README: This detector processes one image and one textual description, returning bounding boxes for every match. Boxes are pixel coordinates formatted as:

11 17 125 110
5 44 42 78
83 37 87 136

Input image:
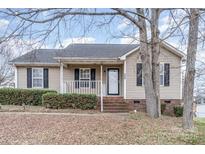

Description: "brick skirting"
124 99 182 116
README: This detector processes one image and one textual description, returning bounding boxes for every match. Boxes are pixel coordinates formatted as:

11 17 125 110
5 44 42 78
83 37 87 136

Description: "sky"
0 8 204 64
0 9 190 49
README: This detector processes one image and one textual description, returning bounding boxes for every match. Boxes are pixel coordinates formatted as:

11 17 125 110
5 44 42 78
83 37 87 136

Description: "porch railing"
64 80 101 96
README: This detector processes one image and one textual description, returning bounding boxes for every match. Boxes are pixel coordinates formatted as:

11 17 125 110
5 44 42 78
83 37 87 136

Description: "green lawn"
194 118 205 143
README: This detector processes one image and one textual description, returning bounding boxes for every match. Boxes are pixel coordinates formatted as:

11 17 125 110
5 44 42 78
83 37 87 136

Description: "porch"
58 59 127 112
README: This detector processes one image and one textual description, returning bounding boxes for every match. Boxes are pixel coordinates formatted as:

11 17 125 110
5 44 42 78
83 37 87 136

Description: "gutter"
9 62 60 66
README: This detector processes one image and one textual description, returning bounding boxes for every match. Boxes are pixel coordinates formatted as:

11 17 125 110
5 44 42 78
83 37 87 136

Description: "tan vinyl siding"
126 46 182 99
49 67 60 92
17 66 60 92
17 67 27 88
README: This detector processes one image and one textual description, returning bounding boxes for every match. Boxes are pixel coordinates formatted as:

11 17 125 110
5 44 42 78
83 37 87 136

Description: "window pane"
80 69 90 79
33 79 43 88
160 64 164 75
33 68 43 77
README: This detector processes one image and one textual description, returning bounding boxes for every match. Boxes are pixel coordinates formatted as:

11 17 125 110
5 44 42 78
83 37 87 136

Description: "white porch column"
100 65 103 112
123 60 127 99
14 65 18 88
60 62 64 93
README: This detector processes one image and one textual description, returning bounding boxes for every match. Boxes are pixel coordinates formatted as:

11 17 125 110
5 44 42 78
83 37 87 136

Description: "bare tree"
136 8 160 118
0 45 14 86
150 8 161 117
183 8 200 130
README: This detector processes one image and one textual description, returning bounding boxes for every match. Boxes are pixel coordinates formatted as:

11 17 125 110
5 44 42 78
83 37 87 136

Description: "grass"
193 118 205 144
129 112 205 144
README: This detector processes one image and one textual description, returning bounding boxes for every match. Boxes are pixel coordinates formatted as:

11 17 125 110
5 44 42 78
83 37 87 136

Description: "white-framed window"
32 68 43 88
160 64 164 86
79 68 90 87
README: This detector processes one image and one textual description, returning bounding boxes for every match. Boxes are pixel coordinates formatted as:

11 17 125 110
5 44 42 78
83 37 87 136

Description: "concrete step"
103 101 125 103
98 103 128 106
103 97 124 102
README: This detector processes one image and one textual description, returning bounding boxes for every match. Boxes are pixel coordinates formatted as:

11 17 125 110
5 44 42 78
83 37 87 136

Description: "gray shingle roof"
11 49 60 63
58 44 138 58
11 44 139 64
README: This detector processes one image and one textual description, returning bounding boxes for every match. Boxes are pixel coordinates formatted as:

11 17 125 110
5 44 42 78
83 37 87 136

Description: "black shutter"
27 68 32 88
43 68 49 88
91 69 96 88
74 68 79 88
136 63 142 86
164 63 170 86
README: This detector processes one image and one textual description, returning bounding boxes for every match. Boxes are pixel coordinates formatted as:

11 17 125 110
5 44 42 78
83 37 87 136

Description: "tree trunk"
183 8 199 129
137 9 158 118
151 8 161 117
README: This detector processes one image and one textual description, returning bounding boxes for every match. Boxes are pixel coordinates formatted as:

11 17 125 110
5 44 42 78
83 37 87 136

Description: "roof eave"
9 62 60 66
161 41 186 58
119 46 140 60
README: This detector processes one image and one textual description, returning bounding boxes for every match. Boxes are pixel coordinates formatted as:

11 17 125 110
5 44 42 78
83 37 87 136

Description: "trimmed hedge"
173 106 183 117
42 93 97 110
0 88 57 106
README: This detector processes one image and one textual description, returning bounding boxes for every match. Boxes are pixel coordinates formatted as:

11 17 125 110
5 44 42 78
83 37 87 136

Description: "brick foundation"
124 99 182 116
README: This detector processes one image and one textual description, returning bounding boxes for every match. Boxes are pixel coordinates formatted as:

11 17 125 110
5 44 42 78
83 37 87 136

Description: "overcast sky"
0 9 204 60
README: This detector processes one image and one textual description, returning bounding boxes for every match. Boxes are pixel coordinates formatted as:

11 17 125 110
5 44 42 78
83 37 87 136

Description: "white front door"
107 68 119 95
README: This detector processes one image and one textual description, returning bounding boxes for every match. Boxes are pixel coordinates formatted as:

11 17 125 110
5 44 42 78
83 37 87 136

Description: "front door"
107 68 119 95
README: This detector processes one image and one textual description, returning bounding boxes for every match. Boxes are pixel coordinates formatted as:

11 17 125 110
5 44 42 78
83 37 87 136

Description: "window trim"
160 63 164 86
79 68 91 88
32 68 44 88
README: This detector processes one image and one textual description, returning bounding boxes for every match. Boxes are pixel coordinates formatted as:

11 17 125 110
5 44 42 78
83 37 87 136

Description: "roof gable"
119 41 185 60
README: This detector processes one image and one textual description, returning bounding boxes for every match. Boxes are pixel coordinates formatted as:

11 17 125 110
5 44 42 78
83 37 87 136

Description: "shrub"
173 106 183 117
161 103 166 114
42 92 64 109
0 88 57 106
42 93 97 110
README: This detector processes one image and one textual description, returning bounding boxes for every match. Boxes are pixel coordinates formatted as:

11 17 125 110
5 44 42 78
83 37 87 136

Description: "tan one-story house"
10 41 185 113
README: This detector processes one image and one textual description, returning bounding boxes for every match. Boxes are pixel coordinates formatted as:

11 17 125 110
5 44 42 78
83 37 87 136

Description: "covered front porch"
58 59 127 112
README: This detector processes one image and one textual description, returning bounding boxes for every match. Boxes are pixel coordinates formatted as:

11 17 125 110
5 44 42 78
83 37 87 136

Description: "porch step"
103 96 124 102
98 97 129 113
103 103 127 106
103 110 129 113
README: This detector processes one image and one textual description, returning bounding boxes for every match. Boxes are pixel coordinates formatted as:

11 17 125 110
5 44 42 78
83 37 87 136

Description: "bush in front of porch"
42 93 97 110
